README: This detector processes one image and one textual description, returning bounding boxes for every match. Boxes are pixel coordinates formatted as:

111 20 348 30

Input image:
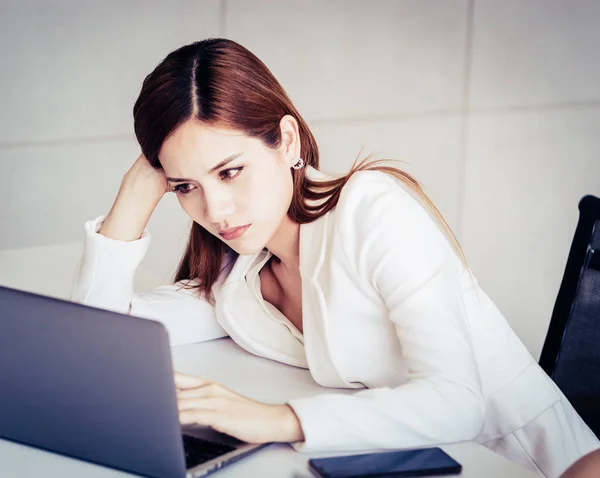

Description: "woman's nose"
203 191 235 226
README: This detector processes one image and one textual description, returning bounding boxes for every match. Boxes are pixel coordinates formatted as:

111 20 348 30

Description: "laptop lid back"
0 286 186 478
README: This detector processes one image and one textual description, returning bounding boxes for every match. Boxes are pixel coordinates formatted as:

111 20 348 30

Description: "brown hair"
133 38 468 301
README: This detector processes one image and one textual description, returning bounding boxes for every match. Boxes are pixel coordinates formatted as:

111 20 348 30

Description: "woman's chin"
224 239 267 257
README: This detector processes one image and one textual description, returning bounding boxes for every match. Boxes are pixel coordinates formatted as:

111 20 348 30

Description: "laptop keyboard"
182 434 237 469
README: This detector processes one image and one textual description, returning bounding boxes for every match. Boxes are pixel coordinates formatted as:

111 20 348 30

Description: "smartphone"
308 447 462 478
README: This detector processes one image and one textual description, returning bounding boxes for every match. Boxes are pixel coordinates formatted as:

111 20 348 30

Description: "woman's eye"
172 183 195 195
219 167 244 181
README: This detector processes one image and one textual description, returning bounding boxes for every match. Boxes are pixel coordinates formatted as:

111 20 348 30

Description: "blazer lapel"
215 251 308 368
299 167 364 389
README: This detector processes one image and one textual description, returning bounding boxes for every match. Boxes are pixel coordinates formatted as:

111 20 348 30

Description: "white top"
71 167 599 477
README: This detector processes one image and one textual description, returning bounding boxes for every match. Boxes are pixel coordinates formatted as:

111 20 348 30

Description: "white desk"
0 338 538 478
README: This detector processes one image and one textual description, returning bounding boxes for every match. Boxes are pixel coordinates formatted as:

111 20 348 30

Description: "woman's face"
158 117 298 256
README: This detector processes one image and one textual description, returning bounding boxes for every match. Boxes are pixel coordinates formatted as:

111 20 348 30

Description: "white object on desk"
0 338 539 478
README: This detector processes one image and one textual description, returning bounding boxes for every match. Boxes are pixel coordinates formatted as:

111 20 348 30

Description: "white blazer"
72 167 599 477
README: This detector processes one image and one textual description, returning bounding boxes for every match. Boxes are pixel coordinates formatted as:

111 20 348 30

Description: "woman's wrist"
274 404 305 443
99 187 157 241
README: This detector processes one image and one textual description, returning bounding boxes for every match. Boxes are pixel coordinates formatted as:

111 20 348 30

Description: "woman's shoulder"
307 166 412 208
325 167 467 279
331 168 451 252
342 168 405 193
306 165 430 230
335 168 420 219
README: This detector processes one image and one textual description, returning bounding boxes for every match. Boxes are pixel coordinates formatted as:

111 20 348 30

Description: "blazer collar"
298 165 334 281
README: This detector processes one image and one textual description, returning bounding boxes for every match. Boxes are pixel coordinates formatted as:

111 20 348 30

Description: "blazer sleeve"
71 215 228 346
287 171 485 452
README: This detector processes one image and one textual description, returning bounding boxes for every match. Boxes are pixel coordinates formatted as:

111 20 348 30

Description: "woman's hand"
175 372 305 444
122 153 170 199
99 153 169 241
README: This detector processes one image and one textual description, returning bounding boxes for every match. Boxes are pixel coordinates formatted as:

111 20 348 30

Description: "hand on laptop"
175 372 305 444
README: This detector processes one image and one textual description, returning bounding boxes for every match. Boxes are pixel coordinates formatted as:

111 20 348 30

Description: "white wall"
1 0 599 360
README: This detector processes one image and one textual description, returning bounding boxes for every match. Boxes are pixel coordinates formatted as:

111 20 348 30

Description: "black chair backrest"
539 195 600 438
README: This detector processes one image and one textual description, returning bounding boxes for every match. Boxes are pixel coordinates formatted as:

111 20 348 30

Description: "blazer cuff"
72 215 151 308
286 395 355 453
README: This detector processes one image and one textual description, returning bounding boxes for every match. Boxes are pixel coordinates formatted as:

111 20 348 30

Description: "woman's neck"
266 216 300 271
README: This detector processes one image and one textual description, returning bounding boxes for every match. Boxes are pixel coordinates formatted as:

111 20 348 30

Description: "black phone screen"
308 447 462 478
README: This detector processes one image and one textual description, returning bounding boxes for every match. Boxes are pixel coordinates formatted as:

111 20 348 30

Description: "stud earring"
291 157 305 170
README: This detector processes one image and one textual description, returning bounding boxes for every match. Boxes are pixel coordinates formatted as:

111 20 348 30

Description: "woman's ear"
278 115 301 164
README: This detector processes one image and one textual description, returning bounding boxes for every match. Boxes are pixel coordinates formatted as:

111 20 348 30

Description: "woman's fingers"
174 371 209 390
177 382 232 399
178 408 219 427
177 396 225 412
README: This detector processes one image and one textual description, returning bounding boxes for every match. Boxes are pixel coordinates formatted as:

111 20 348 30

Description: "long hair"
133 38 468 301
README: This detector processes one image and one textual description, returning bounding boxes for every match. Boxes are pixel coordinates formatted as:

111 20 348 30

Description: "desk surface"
0 338 538 478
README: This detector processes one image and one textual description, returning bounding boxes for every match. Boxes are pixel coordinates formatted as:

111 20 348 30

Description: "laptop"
0 285 268 478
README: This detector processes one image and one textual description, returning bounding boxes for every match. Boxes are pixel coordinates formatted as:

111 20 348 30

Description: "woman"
72 38 599 477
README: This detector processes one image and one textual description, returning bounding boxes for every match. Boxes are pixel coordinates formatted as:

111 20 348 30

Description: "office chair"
539 195 600 438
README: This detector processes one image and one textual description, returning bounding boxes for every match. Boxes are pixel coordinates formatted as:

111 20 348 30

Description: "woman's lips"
218 224 251 240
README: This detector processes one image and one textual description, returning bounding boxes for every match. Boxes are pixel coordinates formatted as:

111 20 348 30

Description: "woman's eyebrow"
208 152 244 172
167 152 244 182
